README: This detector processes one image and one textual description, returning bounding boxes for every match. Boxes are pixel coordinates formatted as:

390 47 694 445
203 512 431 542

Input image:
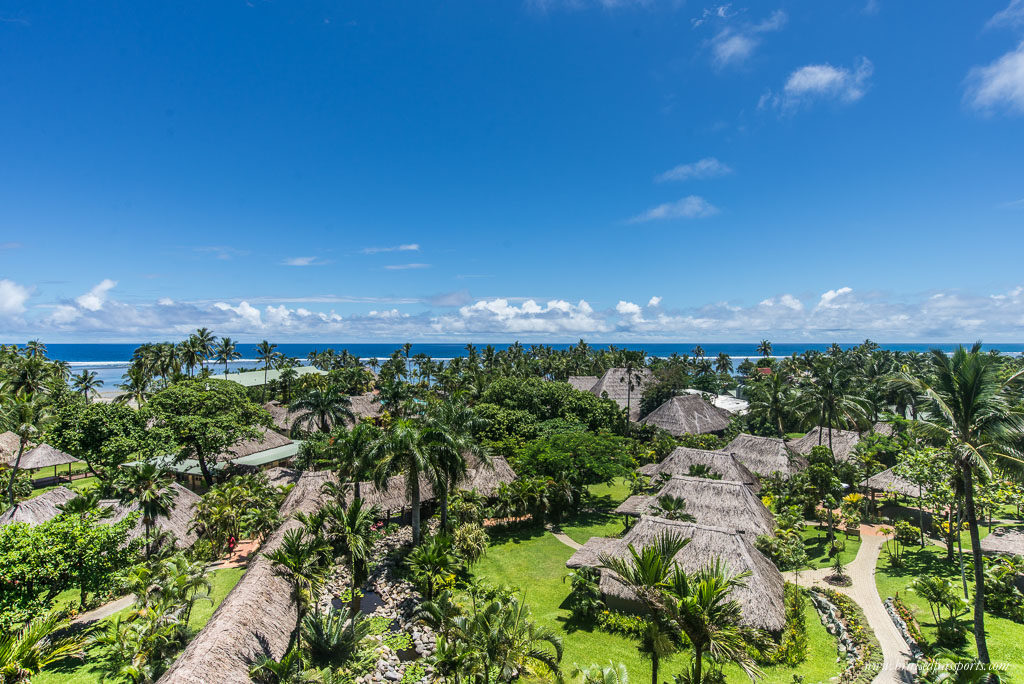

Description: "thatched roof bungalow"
101 482 201 549
615 476 775 536
725 434 807 478
6 443 81 470
638 447 760 493
566 515 785 631
786 427 861 463
264 392 383 435
860 467 926 499
263 467 301 488
980 527 1024 557
567 376 598 392
217 426 293 462
158 471 335 684
0 486 78 526
639 394 733 436
588 368 656 421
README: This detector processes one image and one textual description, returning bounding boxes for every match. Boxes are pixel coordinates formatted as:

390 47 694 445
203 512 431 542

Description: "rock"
384 670 401 681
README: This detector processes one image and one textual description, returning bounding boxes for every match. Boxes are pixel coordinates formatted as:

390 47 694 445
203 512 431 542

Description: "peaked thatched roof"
588 368 656 421
263 392 383 435
980 526 1024 557
638 447 760 493
615 476 775 536
725 434 807 478
158 471 335 684
566 515 785 631
871 421 895 437
567 376 598 391
8 443 83 470
640 394 733 435
786 427 861 463
0 431 27 461
101 482 202 549
860 467 927 499
0 486 78 526
218 426 293 462
464 453 518 497
263 466 301 488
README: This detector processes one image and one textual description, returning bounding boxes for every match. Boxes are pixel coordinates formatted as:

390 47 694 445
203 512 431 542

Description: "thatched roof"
786 427 861 463
567 376 598 392
463 453 518 497
101 482 202 549
871 421 895 437
347 392 383 424
980 526 1024 557
860 467 926 498
681 389 749 415
638 447 760 493
264 392 383 435
0 431 27 461
566 515 785 631
0 486 78 526
264 466 301 488
640 394 732 436
588 368 656 421
614 476 775 536
8 443 83 470
725 434 807 478
218 426 293 462
158 471 335 684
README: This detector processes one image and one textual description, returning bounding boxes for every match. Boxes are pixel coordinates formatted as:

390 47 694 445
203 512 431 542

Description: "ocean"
42 342 1024 391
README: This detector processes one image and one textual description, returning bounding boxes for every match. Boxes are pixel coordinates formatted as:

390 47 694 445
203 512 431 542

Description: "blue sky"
1 0 1023 342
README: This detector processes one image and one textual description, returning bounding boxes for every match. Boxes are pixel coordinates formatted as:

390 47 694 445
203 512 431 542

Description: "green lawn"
800 525 861 569
472 524 843 683
35 566 245 684
559 478 633 545
874 544 1024 680
29 476 100 499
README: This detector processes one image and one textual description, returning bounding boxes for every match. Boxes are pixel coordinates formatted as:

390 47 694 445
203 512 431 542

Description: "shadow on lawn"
485 522 549 546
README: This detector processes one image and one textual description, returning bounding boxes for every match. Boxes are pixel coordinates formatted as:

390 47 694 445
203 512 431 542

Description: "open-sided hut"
158 470 335 684
860 466 926 499
725 434 807 478
566 375 598 392
638 447 760 493
566 515 785 631
639 394 732 436
588 368 656 421
614 475 775 536
786 427 861 463
101 482 201 549
0 486 77 526
6 443 83 483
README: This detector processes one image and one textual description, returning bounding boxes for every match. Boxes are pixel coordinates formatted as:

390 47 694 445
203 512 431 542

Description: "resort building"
153 426 302 489
586 367 657 421
639 446 760 492
859 466 927 499
565 515 785 631
786 427 862 463
639 393 733 435
101 482 201 550
263 391 383 435
566 375 598 391
725 433 808 479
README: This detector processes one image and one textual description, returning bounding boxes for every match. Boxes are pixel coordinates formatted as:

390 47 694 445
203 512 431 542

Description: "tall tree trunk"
411 478 421 544
651 653 658 684
6 441 25 508
692 647 703 684
197 453 215 488
962 466 991 664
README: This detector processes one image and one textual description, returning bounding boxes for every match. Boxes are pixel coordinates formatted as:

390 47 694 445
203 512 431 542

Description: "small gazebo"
7 443 83 483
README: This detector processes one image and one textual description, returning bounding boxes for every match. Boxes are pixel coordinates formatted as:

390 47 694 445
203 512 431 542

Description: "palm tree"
193 327 217 373
256 340 278 402
329 422 380 500
248 647 313 684
72 370 103 402
115 366 152 406
756 340 773 358
407 535 460 601
265 527 332 643
325 498 380 615
573 662 630 684
894 343 1024 664
2 393 51 508
214 336 241 375
288 385 354 435
652 495 695 522
748 371 794 437
120 462 176 558
179 336 203 378
796 357 870 452
373 419 436 544
0 609 86 678
426 399 489 531
301 607 372 669
453 597 562 683
714 352 733 375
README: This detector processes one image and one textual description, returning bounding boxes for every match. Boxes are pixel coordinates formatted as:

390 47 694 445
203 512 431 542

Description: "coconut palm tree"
894 343 1024 664
329 422 380 500
193 327 217 373
265 527 332 644
115 366 152 406
213 337 241 376
748 370 795 437
179 336 203 378
1 393 51 508
288 384 354 435
324 498 380 615
0 609 86 678
426 399 489 531
714 352 733 375
256 340 278 402
796 357 870 452
756 340 773 358
23 339 47 359
120 462 176 558
372 419 436 544
72 370 104 402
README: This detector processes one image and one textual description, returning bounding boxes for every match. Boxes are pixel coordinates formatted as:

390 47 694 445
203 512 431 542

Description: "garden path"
72 594 135 625
547 525 583 550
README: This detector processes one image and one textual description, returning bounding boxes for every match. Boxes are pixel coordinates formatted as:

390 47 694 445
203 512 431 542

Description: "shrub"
563 567 603 621
757 585 808 666
596 610 649 638
452 523 488 566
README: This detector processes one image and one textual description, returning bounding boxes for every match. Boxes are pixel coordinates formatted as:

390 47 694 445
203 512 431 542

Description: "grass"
472 523 843 683
874 543 1024 680
559 478 633 545
35 566 245 684
29 476 101 499
800 525 861 569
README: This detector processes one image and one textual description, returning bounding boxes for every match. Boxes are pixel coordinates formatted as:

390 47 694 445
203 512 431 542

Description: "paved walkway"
72 594 136 626
547 525 583 550
787 529 915 684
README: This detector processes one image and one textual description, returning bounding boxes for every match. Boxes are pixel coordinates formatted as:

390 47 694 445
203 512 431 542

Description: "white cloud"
616 300 642 315
762 58 874 111
656 157 733 183
362 244 420 254
0 279 30 315
965 42 1024 114
817 286 854 308
648 296 662 307
629 196 719 223
706 10 787 68
384 263 431 270
75 279 117 311
282 256 328 267
988 0 1024 29
692 4 736 28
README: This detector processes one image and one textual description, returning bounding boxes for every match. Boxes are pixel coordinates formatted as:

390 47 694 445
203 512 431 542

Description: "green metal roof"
213 366 326 387
230 442 301 467
136 440 302 475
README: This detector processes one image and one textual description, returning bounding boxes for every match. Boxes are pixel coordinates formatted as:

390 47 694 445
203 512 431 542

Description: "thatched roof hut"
860 467 926 499
101 482 202 549
871 421 895 437
980 526 1024 557
263 392 383 435
263 467 301 488
567 376 598 392
463 453 517 497
638 447 760 493
786 427 861 463
158 471 335 684
218 427 293 462
8 443 83 470
566 515 785 631
725 434 807 478
615 476 775 536
0 431 28 461
0 486 78 526
639 394 733 436
588 368 656 421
